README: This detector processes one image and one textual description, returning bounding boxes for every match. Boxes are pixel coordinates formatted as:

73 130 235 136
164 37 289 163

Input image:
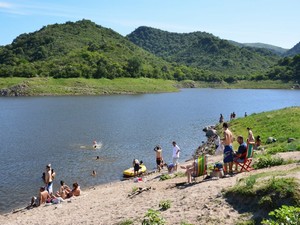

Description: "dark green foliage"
265 54 300 82
253 155 284 169
127 26 280 76
225 176 300 224
262 205 300 225
0 20 200 81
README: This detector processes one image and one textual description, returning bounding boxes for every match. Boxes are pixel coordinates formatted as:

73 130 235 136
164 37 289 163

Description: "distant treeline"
0 20 299 82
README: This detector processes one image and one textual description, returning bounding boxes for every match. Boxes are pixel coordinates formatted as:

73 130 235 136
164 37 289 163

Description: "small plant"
142 209 166 225
117 219 134 225
245 175 256 189
180 221 194 225
159 174 171 181
159 200 171 210
132 186 138 193
262 205 300 225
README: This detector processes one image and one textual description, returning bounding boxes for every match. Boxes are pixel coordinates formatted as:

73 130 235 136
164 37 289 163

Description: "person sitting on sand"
56 180 71 199
71 182 81 197
167 163 175 173
39 186 51 206
180 162 196 183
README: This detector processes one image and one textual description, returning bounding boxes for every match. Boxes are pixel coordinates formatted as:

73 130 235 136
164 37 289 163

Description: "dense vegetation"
264 54 300 82
0 20 209 81
127 26 280 77
0 19 299 91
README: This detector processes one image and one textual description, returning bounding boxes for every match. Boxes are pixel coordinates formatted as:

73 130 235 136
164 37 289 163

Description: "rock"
206 129 217 138
266 137 276 144
288 138 296 143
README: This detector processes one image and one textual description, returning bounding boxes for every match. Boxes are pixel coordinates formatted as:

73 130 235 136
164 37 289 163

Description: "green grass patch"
215 107 300 153
224 169 300 224
0 77 178 96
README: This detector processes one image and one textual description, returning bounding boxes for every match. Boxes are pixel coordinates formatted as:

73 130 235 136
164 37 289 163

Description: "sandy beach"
1 153 299 225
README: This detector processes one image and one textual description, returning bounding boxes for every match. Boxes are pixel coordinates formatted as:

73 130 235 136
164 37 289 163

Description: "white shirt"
172 145 180 158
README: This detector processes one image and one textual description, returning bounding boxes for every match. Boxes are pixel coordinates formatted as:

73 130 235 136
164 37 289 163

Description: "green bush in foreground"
159 200 171 211
253 155 284 169
142 209 166 225
159 174 171 181
262 205 300 225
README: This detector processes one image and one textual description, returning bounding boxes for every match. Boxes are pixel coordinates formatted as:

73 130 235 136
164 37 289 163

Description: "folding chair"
192 155 207 180
237 143 254 172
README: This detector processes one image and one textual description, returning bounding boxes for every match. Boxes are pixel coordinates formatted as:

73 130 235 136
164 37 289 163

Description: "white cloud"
0 2 13 8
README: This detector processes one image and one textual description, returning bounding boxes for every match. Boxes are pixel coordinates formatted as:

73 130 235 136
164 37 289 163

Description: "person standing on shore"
172 141 180 172
219 114 224 123
222 123 234 175
45 164 53 194
154 145 163 172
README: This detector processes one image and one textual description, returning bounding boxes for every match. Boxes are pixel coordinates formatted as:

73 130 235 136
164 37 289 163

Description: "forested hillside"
127 26 280 76
0 20 210 81
0 20 299 84
264 54 300 82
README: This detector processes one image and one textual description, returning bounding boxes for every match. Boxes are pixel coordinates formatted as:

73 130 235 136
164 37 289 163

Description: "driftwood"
128 187 151 198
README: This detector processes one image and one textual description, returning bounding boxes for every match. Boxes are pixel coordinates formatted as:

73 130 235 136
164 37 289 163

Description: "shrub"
159 200 171 210
159 174 171 181
142 209 166 225
253 155 284 169
262 205 300 225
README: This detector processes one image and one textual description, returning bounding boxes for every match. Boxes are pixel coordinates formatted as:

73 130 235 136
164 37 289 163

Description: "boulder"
288 138 296 143
266 137 277 144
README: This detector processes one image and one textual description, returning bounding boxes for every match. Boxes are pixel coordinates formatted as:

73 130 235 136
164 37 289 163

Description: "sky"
0 0 299 49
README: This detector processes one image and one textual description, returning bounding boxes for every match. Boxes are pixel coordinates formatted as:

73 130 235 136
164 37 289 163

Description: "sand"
1 153 299 225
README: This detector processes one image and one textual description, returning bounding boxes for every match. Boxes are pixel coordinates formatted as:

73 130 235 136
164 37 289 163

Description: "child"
132 159 140 176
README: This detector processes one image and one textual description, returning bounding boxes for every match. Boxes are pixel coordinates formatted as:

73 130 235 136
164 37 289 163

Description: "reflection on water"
0 88 299 213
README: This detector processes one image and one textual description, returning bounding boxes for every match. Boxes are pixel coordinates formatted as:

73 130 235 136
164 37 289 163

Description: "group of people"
151 141 181 174
31 164 81 207
221 123 257 174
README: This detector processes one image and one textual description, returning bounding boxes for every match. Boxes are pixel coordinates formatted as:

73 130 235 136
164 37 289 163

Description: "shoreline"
1 155 299 224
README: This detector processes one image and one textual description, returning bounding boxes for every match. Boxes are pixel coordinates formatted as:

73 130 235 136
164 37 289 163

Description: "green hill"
263 54 300 82
0 20 201 80
127 26 280 76
229 41 288 55
285 41 300 56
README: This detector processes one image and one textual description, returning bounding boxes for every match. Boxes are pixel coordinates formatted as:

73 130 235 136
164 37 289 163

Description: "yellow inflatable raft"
123 164 147 177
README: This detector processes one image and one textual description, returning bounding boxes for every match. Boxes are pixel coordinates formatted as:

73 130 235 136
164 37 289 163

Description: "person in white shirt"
172 141 180 171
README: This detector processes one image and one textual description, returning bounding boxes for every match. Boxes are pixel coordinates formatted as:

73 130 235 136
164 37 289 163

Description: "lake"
0 88 299 213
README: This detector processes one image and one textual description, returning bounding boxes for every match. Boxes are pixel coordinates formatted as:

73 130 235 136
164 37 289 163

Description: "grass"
0 77 296 96
219 107 300 154
0 77 178 96
224 167 300 224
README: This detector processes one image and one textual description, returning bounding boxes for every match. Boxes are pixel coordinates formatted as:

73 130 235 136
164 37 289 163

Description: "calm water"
0 88 299 213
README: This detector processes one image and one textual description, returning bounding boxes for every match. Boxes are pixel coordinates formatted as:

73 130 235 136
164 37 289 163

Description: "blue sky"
0 0 299 49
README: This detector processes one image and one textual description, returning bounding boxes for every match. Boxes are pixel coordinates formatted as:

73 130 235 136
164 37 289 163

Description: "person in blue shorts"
222 122 234 175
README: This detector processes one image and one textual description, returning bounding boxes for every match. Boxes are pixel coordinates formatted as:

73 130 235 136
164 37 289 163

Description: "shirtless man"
154 145 163 172
39 187 50 206
222 122 234 174
45 164 53 194
71 182 81 196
